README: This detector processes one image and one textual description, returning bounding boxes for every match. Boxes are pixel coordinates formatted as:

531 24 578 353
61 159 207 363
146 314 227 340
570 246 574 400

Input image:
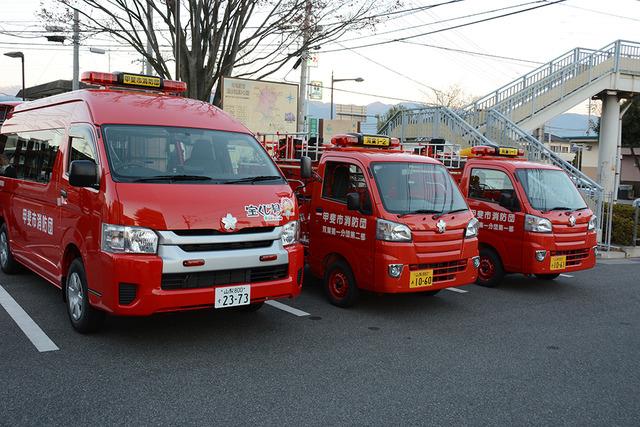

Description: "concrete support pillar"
598 91 621 196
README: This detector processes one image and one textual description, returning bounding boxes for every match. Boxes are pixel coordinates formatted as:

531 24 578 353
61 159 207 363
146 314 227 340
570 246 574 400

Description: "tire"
66 258 105 333
0 224 20 274
476 247 504 288
535 273 560 280
421 290 441 296
323 259 359 307
237 302 264 312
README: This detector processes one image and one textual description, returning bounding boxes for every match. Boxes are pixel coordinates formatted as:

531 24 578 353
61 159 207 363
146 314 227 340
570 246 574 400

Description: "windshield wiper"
542 206 574 213
223 175 283 184
433 208 468 219
132 175 213 183
398 209 440 218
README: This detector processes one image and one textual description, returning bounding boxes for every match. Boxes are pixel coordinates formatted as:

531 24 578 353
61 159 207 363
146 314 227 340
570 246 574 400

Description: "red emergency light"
463 145 524 158
81 71 188 93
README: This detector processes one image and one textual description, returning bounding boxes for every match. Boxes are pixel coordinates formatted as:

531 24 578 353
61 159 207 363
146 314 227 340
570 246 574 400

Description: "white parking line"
0 285 59 352
265 300 310 317
445 287 468 294
560 274 574 278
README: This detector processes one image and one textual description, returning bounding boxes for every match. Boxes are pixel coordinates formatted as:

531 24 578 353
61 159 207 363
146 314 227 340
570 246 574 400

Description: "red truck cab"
278 133 479 307
454 145 597 286
0 71 304 332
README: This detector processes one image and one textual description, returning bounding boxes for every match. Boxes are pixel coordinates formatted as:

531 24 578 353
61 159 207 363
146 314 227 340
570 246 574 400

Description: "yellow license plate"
122 74 161 88
498 147 518 156
363 136 390 147
409 269 433 288
549 255 566 271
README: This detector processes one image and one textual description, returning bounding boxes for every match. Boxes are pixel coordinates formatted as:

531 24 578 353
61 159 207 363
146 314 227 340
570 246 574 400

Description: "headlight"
465 217 479 238
281 220 299 246
376 219 412 242
588 215 596 231
524 214 552 233
101 223 158 254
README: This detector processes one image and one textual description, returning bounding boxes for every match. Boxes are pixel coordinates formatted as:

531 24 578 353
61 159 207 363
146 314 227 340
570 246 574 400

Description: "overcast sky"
1 0 639 114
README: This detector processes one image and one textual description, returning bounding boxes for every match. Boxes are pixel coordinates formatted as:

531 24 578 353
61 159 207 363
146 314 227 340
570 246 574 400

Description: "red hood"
395 210 473 231
113 183 297 231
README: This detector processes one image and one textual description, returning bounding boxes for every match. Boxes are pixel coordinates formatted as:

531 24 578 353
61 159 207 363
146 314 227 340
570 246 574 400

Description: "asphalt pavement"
1 259 639 426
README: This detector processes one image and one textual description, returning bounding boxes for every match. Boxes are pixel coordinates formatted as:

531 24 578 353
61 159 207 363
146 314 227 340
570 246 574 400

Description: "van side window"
0 129 63 182
68 127 98 169
322 161 371 205
469 168 516 204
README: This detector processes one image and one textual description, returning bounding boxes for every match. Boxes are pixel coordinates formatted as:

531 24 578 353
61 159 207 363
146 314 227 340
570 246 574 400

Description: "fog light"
472 256 480 269
593 246 599 257
535 250 547 262
388 264 403 278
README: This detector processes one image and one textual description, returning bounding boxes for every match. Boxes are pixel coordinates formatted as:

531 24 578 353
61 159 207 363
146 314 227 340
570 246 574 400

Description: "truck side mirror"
300 156 312 179
346 192 361 211
69 160 98 188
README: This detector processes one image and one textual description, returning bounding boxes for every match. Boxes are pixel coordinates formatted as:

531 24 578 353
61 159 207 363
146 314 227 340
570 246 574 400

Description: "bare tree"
430 84 474 109
40 0 396 103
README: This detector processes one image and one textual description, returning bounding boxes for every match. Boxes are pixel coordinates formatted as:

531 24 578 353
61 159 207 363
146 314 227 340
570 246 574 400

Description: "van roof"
11 89 251 134
328 148 443 165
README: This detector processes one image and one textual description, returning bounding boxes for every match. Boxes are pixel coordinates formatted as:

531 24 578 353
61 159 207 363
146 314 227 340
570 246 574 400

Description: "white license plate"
214 285 251 309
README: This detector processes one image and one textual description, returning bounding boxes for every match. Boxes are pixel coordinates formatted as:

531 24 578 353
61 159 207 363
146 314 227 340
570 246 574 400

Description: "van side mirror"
69 160 98 188
300 156 312 179
346 192 360 211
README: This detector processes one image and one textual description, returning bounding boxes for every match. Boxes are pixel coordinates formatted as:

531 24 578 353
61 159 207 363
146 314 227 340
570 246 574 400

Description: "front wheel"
476 247 504 288
323 260 359 308
66 259 105 333
535 273 560 280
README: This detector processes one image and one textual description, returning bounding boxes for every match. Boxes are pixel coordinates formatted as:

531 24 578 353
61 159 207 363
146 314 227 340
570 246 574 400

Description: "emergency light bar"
460 145 524 158
80 71 188 93
331 133 400 149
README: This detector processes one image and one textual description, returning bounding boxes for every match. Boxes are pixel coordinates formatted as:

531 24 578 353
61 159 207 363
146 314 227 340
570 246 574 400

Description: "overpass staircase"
380 40 640 231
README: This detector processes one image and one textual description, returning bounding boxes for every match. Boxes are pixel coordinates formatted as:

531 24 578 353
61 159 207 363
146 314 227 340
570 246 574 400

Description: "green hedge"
603 203 640 246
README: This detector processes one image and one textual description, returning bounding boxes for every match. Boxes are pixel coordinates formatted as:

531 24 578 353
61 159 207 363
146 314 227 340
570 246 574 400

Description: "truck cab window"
322 162 371 207
469 168 517 206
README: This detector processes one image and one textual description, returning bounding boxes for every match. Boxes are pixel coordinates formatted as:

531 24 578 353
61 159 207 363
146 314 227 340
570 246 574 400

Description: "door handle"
60 189 68 198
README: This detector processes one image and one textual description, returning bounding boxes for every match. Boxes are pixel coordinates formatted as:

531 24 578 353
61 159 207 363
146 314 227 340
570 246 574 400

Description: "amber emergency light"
459 145 524 158
331 133 400 149
81 71 187 93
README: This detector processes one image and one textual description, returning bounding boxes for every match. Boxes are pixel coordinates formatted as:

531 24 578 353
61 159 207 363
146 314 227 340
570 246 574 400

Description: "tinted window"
515 168 587 211
102 125 283 184
0 129 63 183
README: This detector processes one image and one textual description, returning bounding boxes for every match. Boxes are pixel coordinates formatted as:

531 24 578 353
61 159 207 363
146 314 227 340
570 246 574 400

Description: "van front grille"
161 264 289 290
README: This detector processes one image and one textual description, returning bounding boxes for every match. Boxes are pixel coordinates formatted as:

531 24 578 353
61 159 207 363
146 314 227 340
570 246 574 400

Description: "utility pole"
72 9 80 90
174 0 180 80
145 2 153 75
297 0 311 133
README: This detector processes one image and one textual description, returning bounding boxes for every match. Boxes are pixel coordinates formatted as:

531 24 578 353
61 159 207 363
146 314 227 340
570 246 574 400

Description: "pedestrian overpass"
380 40 640 208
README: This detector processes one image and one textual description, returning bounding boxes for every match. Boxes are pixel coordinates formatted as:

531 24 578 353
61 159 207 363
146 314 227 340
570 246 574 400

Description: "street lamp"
4 51 25 101
330 71 364 120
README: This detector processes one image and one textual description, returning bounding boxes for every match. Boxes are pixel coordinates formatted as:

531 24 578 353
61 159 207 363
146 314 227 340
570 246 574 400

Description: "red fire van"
0 71 304 332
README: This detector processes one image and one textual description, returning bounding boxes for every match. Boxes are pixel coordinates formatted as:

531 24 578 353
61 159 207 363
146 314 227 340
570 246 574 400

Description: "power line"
400 41 544 65
560 3 640 22
320 0 566 53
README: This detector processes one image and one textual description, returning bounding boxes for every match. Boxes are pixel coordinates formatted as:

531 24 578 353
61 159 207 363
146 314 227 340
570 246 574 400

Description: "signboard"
322 119 359 139
307 54 319 68
308 117 319 136
335 104 367 121
308 81 323 100
222 77 298 134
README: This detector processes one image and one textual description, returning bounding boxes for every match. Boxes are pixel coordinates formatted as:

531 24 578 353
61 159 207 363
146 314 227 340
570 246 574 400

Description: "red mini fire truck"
0 71 304 332
438 145 597 287
271 133 479 307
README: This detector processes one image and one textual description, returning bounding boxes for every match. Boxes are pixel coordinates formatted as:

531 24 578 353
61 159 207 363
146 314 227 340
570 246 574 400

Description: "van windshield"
371 162 468 215
515 168 587 212
102 125 284 184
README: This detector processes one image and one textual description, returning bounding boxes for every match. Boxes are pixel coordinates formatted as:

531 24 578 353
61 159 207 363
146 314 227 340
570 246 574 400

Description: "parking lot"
1 259 639 425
